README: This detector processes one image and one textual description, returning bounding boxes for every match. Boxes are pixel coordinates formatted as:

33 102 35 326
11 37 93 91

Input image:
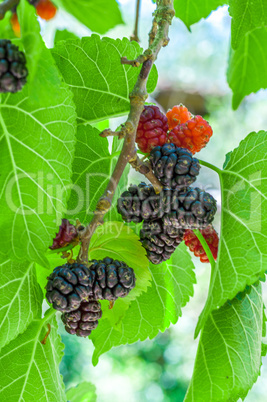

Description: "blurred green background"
41 0 267 400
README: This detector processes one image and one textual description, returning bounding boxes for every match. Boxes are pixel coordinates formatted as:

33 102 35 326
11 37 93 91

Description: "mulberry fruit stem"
78 0 175 265
193 229 216 269
0 0 19 19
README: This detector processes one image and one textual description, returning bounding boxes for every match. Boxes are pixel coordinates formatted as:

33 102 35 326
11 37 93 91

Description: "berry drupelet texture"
166 104 192 130
162 187 217 229
0 40 28 93
62 300 102 337
149 143 200 189
140 219 185 264
168 115 213 154
136 105 168 153
46 259 136 312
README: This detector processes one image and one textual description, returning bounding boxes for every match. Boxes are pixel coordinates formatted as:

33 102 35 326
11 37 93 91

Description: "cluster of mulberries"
136 104 213 154
117 104 218 264
46 257 136 337
117 178 217 264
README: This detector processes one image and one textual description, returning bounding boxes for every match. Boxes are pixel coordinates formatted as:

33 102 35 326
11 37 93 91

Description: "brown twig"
0 0 19 19
78 0 175 265
129 154 163 194
130 0 141 43
121 49 152 68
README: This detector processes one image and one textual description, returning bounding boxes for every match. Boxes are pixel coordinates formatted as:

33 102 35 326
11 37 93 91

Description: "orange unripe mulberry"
10 13 21 37
36 0 57 20
166 104 192 130
168 115 213 154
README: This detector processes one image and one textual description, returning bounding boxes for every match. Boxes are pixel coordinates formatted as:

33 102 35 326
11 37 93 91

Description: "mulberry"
117 182 164 223
168 115 213 154
89 258 136 301
140 219 185 264
136 105 168 153
166 104 192 130
0 40 28 93
62 300 102 337
46 262 92 312
36 0 57 20
149 143 200 189
184 225 219 263
162 187 217 229
46 259 136 311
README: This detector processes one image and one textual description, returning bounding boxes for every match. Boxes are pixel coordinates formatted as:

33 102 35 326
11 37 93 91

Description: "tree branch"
78 0 175 265
130 0 141 43
0 0 19 19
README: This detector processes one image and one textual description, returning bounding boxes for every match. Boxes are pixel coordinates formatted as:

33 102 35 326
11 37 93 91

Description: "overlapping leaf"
54 30 79 44
91 243 195 365
66 382 96 402
17 0 62 105
0 312 66 402
0 83 76 267
174 0 226 28
67 125 128 223
0 259 42 351
227 26 267 109
89 222 151 302
196 131 267 335
55 0 124 34
185 282 264 401
52 35 158 124
229 0 267 49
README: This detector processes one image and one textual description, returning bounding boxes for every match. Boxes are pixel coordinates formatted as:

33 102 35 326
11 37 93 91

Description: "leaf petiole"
198 159 222 177
193 229 216 271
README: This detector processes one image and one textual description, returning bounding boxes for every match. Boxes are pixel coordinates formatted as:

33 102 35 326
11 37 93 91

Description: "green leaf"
0 311 66 402
17 0 42 82
67 124 115 222
227 26 267 109
89 222 151 302
229 0 267 49
196 131 267 336
67 125 129 223
55 0 124 34
66 382 96 402
52 35 158 124
0 84 76 267
54 30 79 44
17 0 62 105
0 12 16 40
0 259 43 351
185 282 264 401
91 243 195 365
173 0 226 28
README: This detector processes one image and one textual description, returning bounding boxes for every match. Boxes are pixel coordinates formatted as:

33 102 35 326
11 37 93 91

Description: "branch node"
121 50 152 68
96 197 112 213
99 128 117 138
